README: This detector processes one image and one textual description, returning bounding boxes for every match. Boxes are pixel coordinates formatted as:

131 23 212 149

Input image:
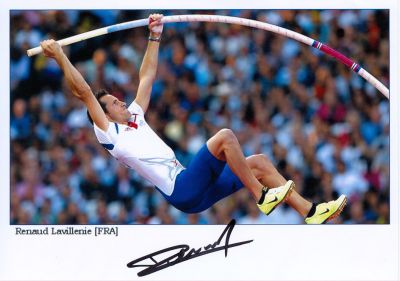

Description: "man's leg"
206 129 265 201
246 154 347 223
246 154 312 217
206 129 293 215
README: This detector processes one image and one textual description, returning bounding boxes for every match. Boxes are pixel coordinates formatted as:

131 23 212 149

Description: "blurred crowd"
10 10 389 225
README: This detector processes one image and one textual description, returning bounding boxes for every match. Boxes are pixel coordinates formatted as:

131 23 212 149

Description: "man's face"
100 94 131 123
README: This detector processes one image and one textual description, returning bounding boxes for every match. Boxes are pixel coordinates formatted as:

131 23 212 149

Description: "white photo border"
0 0 399 280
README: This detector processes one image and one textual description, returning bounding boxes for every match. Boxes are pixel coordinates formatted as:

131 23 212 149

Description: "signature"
126 219 253 277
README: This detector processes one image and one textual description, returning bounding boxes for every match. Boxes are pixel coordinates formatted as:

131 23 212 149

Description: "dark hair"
87 89 109 125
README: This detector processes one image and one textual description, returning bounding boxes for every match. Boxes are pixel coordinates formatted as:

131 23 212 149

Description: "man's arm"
134 14 163 113
40 40 109 131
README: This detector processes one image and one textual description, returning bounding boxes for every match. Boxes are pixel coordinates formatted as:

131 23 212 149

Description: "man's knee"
247 154 274 173
206 128 238 160
216 128 238 148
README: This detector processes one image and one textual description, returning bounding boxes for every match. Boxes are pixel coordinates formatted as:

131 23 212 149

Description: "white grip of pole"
27 27 109 57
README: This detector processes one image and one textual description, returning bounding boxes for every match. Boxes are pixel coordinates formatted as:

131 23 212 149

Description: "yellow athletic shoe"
305 195 347 224
257 180 294 215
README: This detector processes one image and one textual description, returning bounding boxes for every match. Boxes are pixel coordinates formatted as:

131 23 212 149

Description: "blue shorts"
157 144 244 213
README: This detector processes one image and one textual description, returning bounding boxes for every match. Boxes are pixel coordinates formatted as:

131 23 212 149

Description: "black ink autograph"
126 219 253 277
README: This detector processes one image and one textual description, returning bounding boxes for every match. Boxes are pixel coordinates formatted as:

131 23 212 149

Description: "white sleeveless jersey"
93 101 184 195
